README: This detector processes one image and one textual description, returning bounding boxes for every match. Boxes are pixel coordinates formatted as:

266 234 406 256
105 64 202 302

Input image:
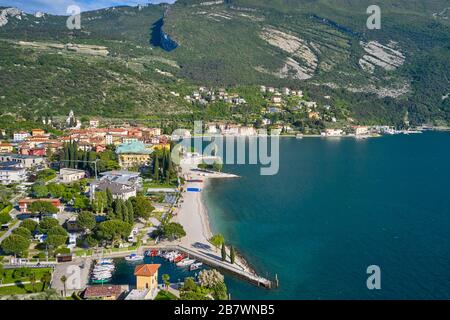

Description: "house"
0 153 45 168
0 142 14 153
116 141 153 169
31 129 45 136
135 264 160 290
354 126 370 136
59 168 86 183
13 132 30 142
321 129 344 137
0 162 26 185
125 264 161 300
83 285 124 300
89 119 100 128
95 180 137 201
18 198 63 214
99 171 141 188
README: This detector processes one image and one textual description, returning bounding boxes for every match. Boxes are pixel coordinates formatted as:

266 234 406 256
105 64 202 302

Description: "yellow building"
118 153 152 169
134 264 161 291
0 142 13 153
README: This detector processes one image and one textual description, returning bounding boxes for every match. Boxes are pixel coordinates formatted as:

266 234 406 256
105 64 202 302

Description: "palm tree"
29 274 36 292
60 275 67 297
41 272 52 291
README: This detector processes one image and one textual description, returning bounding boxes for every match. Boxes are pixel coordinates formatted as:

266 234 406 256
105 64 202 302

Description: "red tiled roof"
134 264 161 277
84 285 123 298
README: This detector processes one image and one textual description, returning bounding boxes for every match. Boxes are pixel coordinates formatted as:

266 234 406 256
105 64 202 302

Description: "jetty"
143 245 277 289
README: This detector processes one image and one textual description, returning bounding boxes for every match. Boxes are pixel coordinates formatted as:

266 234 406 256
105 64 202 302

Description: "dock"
144 245 277 289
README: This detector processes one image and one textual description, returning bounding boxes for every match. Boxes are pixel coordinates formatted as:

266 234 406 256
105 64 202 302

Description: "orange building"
134 264 160 291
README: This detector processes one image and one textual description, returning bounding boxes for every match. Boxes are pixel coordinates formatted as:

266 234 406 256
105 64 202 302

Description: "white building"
89 119 99 128
59 168 86 183
13 132 30 142
0 165 27 185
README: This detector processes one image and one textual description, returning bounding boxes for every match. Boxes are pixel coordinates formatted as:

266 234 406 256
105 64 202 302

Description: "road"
0 220 20 244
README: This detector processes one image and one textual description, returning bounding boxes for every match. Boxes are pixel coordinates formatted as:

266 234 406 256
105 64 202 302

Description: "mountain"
0 1 449 125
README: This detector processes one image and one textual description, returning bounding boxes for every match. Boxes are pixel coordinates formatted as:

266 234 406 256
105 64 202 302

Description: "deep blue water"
203 132 450 299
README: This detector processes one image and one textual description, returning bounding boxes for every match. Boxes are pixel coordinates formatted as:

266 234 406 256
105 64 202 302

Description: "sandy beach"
172 162 256 274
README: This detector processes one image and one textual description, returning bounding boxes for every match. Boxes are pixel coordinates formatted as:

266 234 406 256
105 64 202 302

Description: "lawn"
0 267 52 285
0 282 47 296
154 290 178 300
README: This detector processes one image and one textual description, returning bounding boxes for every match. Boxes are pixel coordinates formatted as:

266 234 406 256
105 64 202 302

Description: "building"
13 132 30 142
354 126 370 136
116 141 153 169
59 168 86 183
0 143 13 153
83 285 124 300
322 129 344 137
100 171 141 188
95 180 137 200
89 119 100 128
0 162 26 185
125 264 161 300
31 129 45 136
0 153 45 168
18 198 63 214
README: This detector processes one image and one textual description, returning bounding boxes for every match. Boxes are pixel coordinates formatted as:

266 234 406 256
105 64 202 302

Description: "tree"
230 245 236 265
209 234 225 251
29 201 58 216
221 243 227 261
1 234 30 257
29 273 37 292
198 269 225 289
21 219 38 232
12 227 32 240
60 275 67 297
77 211 96 232
46 226 68 248
126 200 134 223
162 274 170 289
73 194 89 211
0 212 12 224
159 222 186 241
96 220 132 245
37 217 59 234
92 191 107 214
153 156 160 181
106 188 114 209
131 195 155 220
40 272 52 291
31 183 48 198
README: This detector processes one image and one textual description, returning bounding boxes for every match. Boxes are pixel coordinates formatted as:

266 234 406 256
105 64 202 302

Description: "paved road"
0 220 20 244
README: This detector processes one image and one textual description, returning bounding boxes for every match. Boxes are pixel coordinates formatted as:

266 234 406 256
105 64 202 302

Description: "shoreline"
174 166 261 277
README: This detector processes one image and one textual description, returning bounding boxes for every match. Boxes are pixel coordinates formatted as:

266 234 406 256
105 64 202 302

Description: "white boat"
97 258 114 264
176 259 196 267
189 262 203 271
296 134 303 139
94 266 115 272
92 273 112 279
125 254 144 262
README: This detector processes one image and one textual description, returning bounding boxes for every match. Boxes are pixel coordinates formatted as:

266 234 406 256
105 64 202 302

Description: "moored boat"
189 262 203 271
176 259 196 267
125 253 144 262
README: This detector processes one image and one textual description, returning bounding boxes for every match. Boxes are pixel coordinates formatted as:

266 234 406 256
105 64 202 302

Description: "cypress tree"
126 200 134 224
106 188 114 209
230 246 236 264
122 201 129 223
221 243 227 262
115 200 123 221
153 156 160 181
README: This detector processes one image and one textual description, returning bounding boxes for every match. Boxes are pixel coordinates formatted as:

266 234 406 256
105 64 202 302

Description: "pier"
143 245 277 289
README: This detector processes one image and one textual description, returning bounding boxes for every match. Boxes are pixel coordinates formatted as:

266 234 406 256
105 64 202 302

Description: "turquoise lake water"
203 132 450 299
